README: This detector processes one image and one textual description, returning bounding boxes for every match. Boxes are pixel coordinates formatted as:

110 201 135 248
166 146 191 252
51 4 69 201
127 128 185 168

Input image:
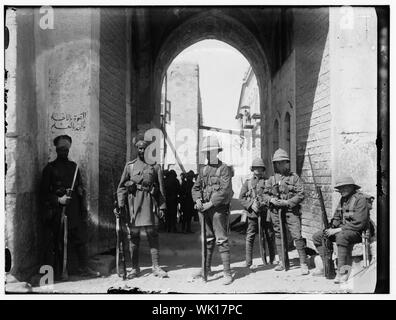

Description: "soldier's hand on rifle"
324 228 341 237
113 206 120 218
275 199 289 207
159 208 166 220
251 200 260 213
195 199 204 211
269 198 281 206
201 201 213 212
58 194 72 206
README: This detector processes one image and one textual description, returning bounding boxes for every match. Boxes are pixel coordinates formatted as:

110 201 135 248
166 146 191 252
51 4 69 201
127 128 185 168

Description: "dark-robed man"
40 135 99 280
116 137 168 279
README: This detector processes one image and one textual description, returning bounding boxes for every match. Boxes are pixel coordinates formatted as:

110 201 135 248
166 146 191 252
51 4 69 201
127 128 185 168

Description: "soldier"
312 176 370 283
116 137 168 279
191 136 233 285
40 135 99 280
239 158 275 270
262 148 309 275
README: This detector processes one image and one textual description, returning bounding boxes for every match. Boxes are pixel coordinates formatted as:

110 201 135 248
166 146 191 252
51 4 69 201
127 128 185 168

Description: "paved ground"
7 220 376 294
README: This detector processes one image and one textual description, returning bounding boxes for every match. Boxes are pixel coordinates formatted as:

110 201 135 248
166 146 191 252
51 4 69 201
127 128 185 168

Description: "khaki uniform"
191 161 233 273
262 172 307 266
117 157 166 271
239 175 275 265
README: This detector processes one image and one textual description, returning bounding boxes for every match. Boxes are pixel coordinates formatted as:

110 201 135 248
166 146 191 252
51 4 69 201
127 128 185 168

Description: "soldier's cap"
53 135 72 149
334 176 361 190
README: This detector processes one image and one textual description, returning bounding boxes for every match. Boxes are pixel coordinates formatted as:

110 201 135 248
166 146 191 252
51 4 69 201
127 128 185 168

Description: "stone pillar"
329 7 377 219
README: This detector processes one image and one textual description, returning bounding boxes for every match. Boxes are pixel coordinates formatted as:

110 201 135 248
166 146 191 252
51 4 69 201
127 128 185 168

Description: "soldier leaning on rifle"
116 137 168 279
239 158 276 270
312 176 370 284
191 136 234 285
262 148 309 275
40 135 99 280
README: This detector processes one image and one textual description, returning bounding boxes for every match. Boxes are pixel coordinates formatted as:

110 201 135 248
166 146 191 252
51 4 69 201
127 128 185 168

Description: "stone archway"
152 10 271 131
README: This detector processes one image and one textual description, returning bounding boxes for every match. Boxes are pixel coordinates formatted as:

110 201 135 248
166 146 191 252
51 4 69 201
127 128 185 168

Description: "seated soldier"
312 176 370 284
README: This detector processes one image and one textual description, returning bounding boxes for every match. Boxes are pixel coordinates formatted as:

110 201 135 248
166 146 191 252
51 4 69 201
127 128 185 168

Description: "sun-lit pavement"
20 219 376 295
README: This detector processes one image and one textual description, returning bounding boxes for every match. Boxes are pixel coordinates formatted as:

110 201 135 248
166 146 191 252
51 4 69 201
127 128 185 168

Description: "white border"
0 0 394 301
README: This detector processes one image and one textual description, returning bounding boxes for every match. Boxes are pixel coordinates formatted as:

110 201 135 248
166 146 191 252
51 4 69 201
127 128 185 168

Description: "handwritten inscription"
50 111 87 133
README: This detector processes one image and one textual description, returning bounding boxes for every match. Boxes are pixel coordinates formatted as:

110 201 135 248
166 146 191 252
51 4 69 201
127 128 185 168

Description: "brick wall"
293 8 331 245
98 8 128 252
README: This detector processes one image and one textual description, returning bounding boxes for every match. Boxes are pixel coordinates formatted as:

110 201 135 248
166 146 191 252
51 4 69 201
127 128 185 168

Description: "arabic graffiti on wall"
50 111 87 133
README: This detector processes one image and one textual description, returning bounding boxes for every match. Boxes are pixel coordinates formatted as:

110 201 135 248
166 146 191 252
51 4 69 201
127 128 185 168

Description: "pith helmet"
334 176 361 189
251 158 266 169
272 148 290 162
201 136 223 152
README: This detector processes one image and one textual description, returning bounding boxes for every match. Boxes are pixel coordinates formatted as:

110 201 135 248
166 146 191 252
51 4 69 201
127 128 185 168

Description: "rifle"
60 164 79 280
271 158 289 270
250 182 267 265
111 167 127 280
307 152 336 279
194 177 207 282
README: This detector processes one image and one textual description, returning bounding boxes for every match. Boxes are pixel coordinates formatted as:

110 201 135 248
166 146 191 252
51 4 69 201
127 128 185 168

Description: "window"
273 119 279 153
284 112 291 155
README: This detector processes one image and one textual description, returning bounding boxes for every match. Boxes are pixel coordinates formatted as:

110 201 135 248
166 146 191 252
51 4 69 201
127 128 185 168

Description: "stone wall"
165 62 200 174
5 7 102 279
98 8 128 254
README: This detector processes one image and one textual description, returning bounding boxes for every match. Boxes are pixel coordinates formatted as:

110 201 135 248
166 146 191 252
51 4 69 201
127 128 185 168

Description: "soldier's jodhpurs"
270 209 307 265
245 217 275 265
312 229 361 270
128 226 160 268
201 208 231 274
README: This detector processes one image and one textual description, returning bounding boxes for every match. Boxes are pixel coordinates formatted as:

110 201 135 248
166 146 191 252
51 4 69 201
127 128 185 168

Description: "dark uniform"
239 175 275 267
117 139 168 278
262 148 308 274
164 170 180 233
180 171 195 233
40 135 97 279
191 135 233 285
312 176 369 282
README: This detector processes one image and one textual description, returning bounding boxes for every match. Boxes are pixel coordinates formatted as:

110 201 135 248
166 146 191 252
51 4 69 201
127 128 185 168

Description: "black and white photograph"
2 2 390 297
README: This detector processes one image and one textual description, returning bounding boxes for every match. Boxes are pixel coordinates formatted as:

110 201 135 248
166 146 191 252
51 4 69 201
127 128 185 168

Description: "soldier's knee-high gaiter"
337 245 349 271
147 227 160 267
129 229 140 268
295 238 307 265
265 224 276 262
218 240 231 274
275 238 284 265
206 240 215 270
245 218 257 265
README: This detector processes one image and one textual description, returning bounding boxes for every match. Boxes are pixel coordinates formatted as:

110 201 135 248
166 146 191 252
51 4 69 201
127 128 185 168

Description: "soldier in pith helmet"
262 148 309 275
191 136 234 285
312 176 370 283
239 158 276 270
